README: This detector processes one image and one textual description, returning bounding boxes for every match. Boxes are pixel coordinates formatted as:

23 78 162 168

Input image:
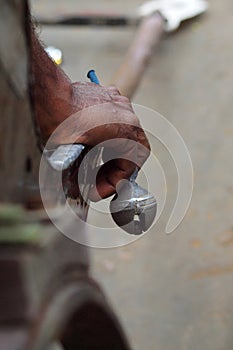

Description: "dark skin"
30 27 150 201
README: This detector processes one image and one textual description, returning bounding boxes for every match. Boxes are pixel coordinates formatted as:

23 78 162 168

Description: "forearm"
30 26 74 143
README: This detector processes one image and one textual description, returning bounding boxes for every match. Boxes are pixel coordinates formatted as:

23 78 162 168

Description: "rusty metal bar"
111 13 165 98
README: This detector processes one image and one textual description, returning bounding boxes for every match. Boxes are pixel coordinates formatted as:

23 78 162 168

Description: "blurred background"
31 1 233 349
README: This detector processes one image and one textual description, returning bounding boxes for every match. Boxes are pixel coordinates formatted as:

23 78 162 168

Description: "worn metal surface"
112 13 164 98
0 0 41 205
34 0 233 349
0 204 89 324
0 202 131 350
26 279 131 350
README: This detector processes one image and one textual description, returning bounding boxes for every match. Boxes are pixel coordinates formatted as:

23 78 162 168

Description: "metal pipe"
111 13 165 98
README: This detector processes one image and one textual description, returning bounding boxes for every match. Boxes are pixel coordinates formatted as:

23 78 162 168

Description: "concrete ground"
32 1 233 349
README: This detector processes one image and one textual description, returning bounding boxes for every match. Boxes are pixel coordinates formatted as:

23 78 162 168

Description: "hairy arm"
30 28 74 143
29 25 150 200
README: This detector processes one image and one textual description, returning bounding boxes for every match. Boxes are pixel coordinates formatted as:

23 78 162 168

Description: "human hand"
30 26 150 201
48 82 150 201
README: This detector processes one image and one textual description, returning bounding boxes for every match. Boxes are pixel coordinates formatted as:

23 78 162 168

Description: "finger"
107 85 121 96
111 95 131 104
101 125 150 169
136 127 151 168
107 86 132 104
88 159 136 201
50 103 138 146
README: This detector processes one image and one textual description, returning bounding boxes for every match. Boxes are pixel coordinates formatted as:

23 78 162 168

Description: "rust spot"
191 239 202 248
118 249 133 262
186 208 197 218
207 212 214 221
191 266 233 279
224 128 233 136
217 228 233 246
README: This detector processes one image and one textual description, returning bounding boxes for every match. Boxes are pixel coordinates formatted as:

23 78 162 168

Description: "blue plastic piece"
87 69 100 85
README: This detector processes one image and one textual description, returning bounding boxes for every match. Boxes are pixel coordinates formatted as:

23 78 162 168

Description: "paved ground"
32 1 233 349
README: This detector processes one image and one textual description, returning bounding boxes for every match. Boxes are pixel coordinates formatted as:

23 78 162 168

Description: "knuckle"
107 85 121 95
130 114 140 127
117 95 130 103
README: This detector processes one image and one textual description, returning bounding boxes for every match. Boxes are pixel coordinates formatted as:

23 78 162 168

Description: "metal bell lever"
110 169 157 235
46 70 157 235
